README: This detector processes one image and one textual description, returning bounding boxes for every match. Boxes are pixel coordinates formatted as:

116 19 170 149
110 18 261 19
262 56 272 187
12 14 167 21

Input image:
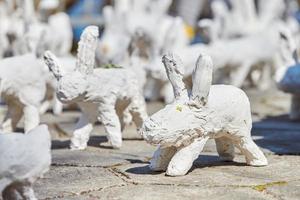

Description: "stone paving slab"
34 166 124 200
265 179 300 200
51 140 155 167
112 154 300 186
72 185 275 200
34 154 300 200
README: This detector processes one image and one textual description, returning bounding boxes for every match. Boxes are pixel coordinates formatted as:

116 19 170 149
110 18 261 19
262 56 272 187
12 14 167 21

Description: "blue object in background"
294 11 300 23
191 33 205 44
67 0 104 41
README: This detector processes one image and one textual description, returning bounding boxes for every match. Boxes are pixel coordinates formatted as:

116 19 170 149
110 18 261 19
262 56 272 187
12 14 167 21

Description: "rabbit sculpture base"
142 53 267 176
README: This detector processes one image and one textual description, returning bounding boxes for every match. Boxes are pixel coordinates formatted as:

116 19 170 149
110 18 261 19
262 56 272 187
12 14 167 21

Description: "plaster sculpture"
97 0 189 103
0 2 10 58
145 0 289 102
206 0 286 40
45 12 73 57
0 125 51 200
7 0 73 58
97 0 182 66
16 0 74 116
149 20 295 104
276 27 300 120
44 26 148 149
40 11 74 115
141 53 267 176
0 53 47 133
0 1 66 118
276 59 300 120
143 17 190 102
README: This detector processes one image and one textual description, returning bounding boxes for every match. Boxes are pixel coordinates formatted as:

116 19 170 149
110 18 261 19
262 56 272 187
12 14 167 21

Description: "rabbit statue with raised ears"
44 26 148 150
141 53 268 176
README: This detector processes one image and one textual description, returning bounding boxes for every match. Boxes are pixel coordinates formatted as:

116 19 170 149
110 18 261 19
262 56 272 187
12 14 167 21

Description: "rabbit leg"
290 94 300 120
129 95 148 131
235 135 268 166
24 105 39 133
70 112 95 150
98 104 122 149
166 137 209 176
39 100 51 114
231 61 252 88
258 64 272 90
215 136 235 161
53 96 63 115
149 146 177 171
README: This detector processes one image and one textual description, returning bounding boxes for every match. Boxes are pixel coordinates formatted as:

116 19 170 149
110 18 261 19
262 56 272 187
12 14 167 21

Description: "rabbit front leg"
98 104 123 149
39 100 51 114
70 112 95 150
150 146 177 171
231 61 252 88
24 105 40 133
166 137 209 176
53 96 63 115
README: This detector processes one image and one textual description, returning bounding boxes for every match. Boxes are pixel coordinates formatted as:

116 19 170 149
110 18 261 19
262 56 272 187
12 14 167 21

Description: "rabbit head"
44 26 98 103
142 53 213 147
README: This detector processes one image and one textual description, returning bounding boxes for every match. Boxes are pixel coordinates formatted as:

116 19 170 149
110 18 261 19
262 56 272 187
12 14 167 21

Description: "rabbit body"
141 53 267 176
0 53 46 133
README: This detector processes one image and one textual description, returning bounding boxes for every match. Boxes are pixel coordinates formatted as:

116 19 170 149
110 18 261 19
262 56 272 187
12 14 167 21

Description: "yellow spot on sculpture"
176 105 182 112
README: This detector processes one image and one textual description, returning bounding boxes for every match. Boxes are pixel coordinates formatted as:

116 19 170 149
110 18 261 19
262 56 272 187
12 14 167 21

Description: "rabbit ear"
103 6 114 26
163 17 185 51
190 54 213 108
150 0 172 16
20 0 36 27
114 0 131 13
76 26 99 75
162 52 189 103
44 51 65 80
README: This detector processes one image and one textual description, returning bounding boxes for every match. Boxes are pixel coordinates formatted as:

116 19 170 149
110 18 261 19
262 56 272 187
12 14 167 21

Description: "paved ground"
32 89 300 200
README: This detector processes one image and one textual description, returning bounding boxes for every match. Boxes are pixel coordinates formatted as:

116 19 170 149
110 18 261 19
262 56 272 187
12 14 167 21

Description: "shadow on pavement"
126 155 247 175
252 114 300 155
